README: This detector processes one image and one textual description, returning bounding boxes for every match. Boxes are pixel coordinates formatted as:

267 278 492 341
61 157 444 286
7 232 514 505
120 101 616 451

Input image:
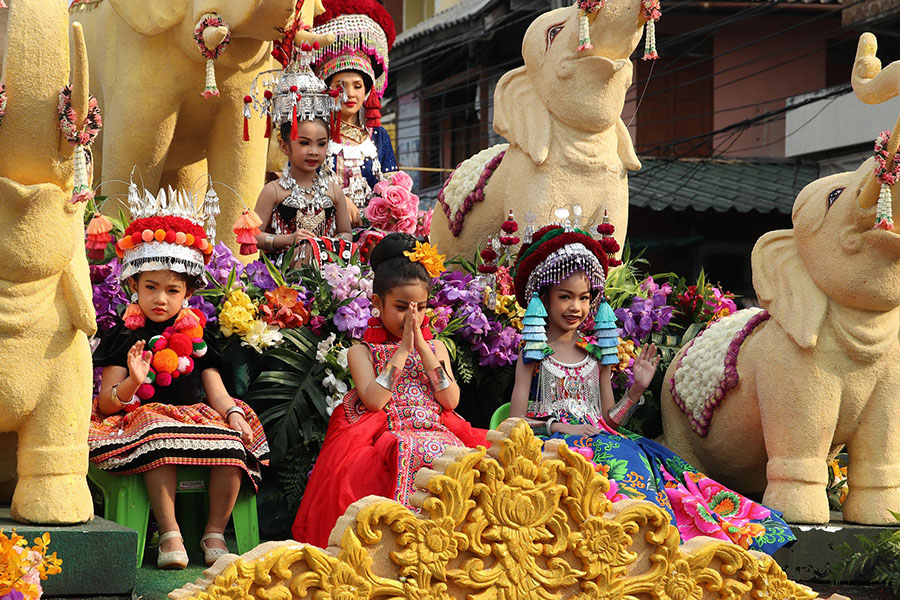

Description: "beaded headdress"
513 216 620 364
245 3 343 142
115 174 218 282
310 0 396 127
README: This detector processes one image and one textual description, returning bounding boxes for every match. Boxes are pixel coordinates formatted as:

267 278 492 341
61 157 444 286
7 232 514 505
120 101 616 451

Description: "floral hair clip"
404 241 446 278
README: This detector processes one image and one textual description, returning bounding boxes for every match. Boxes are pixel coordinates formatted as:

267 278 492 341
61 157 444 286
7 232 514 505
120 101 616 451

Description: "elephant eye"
827 187 844 210
546 23 564 51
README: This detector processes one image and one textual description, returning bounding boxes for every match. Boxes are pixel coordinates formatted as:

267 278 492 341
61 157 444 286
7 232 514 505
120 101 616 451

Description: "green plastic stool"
489 402 511 430
87 463 259 566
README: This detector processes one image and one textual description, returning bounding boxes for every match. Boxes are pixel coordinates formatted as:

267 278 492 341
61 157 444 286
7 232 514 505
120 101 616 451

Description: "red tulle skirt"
292 401 487 548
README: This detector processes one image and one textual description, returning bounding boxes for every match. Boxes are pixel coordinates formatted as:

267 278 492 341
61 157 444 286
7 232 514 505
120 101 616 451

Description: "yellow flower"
219 290 258 338
493 294 525 329
616 338 637 370
403 242 445 278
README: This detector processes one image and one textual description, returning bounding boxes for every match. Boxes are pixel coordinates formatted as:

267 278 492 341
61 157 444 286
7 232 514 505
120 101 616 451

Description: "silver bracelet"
609 391 644 425
374 364 401 391
111 383 122 405
425 364 451 391
225 405 246 421
266 234 275 251
546 417 558 434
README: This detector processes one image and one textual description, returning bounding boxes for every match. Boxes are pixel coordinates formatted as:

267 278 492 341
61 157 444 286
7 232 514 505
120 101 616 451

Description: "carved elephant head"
493 1 647 164
752 34 900 349
0 0 94 335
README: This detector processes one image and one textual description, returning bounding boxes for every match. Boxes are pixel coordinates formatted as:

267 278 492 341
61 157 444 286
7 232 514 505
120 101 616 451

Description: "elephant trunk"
0 0 82 186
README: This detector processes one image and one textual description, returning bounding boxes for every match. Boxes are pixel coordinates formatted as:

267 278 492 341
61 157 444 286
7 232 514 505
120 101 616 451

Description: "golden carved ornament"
169 420 838 600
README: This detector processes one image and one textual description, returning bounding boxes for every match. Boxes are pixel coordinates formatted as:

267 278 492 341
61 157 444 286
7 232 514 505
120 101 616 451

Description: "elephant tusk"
203 25 229 51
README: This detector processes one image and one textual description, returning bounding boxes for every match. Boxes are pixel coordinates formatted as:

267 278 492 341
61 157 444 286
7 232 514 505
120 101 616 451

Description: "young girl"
254 118 352 267
90 212 269 569
291 233 486 548
509 224 796 554
311 0 399 221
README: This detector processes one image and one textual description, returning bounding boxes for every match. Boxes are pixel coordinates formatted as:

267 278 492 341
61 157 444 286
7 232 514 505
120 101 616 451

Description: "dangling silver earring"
130 292 138 303
371 307 381 319
182 298 190 308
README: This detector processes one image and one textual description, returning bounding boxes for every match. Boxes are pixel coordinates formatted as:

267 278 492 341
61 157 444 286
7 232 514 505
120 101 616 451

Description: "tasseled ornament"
71 144 94 203
598 210 622 267
641 0 662 61
203 58 220 98
521 292 550 363
203 187 221 242
364 89 382 128
175 307 201 332
591 300 620 365
263 90 273 138
500 209 520 247
233 209 263 255
290 86 300 140
578 11 592 51
242 95 252 141
123 302 146 330
363 316 389 344
85 212 114 260
875 183 895 231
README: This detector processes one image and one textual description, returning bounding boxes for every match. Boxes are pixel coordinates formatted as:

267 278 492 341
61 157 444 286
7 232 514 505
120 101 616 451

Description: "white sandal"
156 531 188 570
200 532 229 566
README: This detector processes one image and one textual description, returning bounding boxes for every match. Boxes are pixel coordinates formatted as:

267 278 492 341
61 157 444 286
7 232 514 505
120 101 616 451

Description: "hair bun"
368 232 417 272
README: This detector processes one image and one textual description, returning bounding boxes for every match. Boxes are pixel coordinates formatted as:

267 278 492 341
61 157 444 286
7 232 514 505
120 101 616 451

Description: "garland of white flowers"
58 85 102 203
0 83 6 127
438 144 508 236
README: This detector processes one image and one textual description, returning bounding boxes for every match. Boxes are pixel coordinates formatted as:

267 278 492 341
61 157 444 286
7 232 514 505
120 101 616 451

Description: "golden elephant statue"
661 33 900 526
431 0 650 256
0 0 97 524
72 0 296 252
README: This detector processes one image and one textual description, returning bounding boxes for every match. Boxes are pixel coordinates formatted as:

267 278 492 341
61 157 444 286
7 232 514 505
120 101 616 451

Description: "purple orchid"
188 294 218 324
244 261 277 292
333 295 371 339
205 242 244 290
90 259 128 332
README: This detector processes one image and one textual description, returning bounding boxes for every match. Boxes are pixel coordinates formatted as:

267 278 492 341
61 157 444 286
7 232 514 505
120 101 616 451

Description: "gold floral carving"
169 420 822 600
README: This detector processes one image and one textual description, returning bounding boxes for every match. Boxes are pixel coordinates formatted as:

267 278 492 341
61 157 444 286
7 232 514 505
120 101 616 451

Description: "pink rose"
364 196 392 226
416 209 433 237
384 186 416 220
372 180 390 196
388 170 414 190
391 215 418 234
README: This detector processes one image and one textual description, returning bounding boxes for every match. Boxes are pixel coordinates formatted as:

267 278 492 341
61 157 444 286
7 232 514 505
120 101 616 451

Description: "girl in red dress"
292 234 486 547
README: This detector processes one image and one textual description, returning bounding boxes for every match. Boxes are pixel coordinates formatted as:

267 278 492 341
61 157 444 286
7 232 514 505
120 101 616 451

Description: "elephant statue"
431 0 650 256
660 33 900 526
72 0 296 253
0 0 97 523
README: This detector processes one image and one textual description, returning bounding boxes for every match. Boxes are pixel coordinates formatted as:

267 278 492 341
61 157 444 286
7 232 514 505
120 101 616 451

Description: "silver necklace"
279 163 333 214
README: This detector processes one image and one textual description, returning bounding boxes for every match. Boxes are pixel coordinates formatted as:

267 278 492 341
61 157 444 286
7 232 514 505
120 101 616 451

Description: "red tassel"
291 104 298 140
242 116 250 142
364 89 382 128
363 317 390 344
331 112 341 143
264 113 272 138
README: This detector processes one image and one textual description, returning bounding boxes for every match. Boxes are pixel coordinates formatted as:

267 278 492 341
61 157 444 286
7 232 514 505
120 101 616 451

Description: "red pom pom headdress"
116 174 215 282
513 225 610 314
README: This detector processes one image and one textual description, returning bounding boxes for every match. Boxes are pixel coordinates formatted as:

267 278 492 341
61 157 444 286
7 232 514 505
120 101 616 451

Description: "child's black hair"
279 117 331 144
369 233 431 297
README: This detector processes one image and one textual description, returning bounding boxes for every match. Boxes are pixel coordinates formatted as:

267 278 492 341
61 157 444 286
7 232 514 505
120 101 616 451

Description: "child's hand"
399 302 418 352
227 413 253 445
632 342 660 392
293 229 316 244
557 422 603 437
127 340 152 385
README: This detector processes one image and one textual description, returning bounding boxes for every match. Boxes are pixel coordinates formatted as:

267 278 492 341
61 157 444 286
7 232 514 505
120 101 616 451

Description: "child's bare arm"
331 180 352 238
349 343 398 412
509 355 536 419
97 341 150 415
428 339 460 411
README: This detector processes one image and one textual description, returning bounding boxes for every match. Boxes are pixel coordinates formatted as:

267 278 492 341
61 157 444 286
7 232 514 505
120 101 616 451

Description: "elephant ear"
493 67 551 166
109 0 190 37
616 118 641 171
752 229 827 349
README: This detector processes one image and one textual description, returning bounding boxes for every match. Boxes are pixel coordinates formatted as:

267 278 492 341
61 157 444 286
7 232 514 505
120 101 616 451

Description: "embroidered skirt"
88 399 269 490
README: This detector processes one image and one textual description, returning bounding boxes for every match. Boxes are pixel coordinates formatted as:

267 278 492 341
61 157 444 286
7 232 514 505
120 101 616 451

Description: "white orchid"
316 333 337 363
322 368 348 395
240 320 284 354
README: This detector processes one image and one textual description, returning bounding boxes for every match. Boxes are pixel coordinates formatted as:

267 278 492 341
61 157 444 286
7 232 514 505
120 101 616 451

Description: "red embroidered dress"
292 341 486 548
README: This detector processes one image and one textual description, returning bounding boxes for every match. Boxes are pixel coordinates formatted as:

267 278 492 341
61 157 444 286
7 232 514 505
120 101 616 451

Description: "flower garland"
576 0 605 52
669 308 768 436
873 130 900 231
438 145 507 237
641 0 662 61
58 85 102 203
194 14 231 98
0 83 7 127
